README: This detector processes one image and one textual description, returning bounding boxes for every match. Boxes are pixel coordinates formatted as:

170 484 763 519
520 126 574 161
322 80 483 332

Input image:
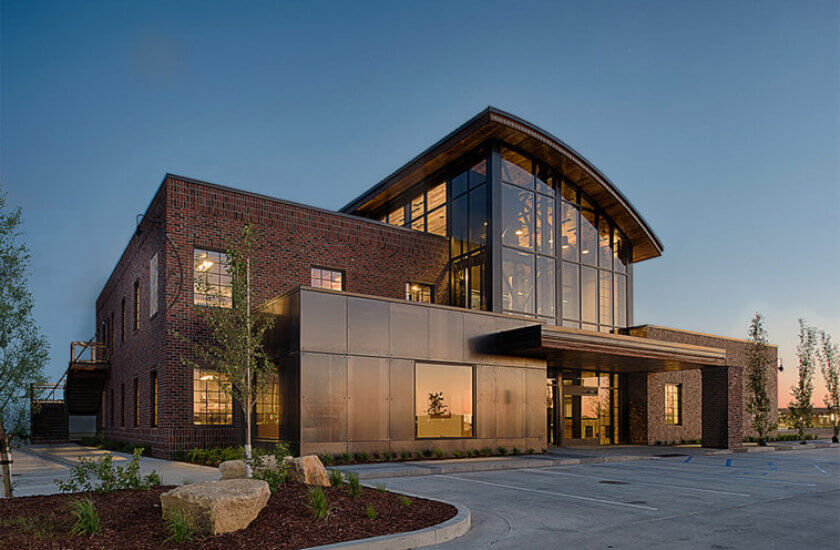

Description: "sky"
1 1 838 407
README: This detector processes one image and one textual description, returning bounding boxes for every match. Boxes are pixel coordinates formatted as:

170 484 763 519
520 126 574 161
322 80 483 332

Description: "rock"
252 454 278 475
160 479 270 536
283 455 330 487
219 459 247 479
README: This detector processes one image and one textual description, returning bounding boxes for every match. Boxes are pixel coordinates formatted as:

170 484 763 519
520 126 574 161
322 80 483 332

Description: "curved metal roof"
341 107 663 262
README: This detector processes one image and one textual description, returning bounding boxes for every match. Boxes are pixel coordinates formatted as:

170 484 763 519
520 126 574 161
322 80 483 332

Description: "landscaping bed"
0 484 456 549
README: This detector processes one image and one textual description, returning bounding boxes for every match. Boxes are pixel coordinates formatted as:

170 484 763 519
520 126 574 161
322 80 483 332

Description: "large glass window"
501 184 533 249
502 248 535 314
537 256 555 317
665 384 682 425
450 159 489 311
310 267 343 290
415 363 473 438
194 249 233 307
599 270 612 327
384 181 448 238
581 266 597 324
501 147 533 188
193 369 233 425
406 282 433 303
561 202 578 261
536 195 554 256
580 210 598 266
562 262 580 321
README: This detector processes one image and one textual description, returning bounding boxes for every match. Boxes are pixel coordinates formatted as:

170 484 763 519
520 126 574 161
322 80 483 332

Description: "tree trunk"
244 257 253 477
0 419 13 498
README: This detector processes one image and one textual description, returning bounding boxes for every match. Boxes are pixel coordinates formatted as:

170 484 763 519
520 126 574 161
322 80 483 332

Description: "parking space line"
439 475 659 511
593 463 819 487
526 468 752 498
684 456 693 463
814 465 829 476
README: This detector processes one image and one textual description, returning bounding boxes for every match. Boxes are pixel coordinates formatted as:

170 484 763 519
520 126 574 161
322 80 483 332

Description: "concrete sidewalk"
8 443 220 496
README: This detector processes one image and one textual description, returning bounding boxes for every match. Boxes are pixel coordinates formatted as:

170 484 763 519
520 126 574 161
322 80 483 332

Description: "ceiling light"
199 374 215 381
196 260 214 272
515 230 523 235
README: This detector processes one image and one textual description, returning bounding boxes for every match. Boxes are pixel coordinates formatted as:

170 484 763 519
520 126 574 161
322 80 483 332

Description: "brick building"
44 108 778 458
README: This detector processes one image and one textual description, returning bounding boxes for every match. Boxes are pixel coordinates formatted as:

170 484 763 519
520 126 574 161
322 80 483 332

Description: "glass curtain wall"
450 157 489 310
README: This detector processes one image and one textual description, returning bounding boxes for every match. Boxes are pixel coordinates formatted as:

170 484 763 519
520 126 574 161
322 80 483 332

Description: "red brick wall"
96 176 450 457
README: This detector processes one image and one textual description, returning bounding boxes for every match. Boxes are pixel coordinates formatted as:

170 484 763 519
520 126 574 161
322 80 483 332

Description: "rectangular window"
502 248 535 314
194 249 232 307
120 298 126 343
415 363 473 438
149 253 159 317
193 369 233 425
581 266 597 325
150 371 158 427
120 383 125 427
562 262 580 321
133 378 139 427
133 280 140 331
110 388 114 427
406 283 433 303
599 270 612 327
109 313 114 348
310 267 343 290
665 384 682 425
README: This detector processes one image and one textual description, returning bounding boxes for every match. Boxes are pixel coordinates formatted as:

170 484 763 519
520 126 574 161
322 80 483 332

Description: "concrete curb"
303 498 470 550
332 454 659 480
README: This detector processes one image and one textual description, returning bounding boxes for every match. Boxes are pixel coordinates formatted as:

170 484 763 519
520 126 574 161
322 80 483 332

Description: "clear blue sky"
2 1 838 405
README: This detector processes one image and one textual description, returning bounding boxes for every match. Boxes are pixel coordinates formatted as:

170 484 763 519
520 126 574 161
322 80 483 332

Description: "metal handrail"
70 339 109 364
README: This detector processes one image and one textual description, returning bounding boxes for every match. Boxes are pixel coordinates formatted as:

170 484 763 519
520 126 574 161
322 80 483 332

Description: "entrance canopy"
495 325 726 372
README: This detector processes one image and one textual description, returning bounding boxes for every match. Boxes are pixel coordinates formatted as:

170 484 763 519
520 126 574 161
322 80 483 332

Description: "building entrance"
547 370 624 446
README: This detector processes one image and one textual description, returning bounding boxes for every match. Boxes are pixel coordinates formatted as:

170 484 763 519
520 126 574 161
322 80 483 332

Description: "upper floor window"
383 181 448 237
193 369 233 425
120 298 126 343
193 249 232 307
311 267 343 290
665 383 682 425
406 283 433 303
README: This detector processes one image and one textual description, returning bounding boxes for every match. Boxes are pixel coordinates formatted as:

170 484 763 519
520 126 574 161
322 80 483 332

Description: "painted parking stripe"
725 459 732 467
593 463 818 487
768 462 777 471
439 475 658 511
684 456 693 463
524 468 751 498
814 465 829 476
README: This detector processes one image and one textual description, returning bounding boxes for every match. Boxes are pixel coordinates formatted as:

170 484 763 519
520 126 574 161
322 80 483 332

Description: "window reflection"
194 249 233 308
580 210 597 266
614 274 627 327
502 248 535 314
256 372 280 439
599 217 612 270
193 369 233 425
502 183 533 249
406 282 433 303
311 267 343 290
562 262 580 321
561 202 578 261
468 185 487 250
537 256 555 318
501 148 533 188
581 266 597 324
665 384 682 425
599 270 612 326
415 363 473 438
536 195 554 256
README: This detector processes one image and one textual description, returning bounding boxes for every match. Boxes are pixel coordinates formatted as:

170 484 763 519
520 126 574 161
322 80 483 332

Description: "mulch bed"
0 484 457 549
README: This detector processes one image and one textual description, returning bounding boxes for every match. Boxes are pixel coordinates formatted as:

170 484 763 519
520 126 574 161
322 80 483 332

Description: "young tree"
789 319 816 444
0 189 49 497
176 224 275 471
744 313 775 445
817 330 840 443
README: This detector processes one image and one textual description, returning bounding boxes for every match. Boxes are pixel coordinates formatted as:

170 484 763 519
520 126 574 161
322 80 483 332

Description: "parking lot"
369 447 840 549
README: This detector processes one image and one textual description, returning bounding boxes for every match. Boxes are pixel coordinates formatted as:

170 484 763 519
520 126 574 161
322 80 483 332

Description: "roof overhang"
495 325 726 372
341 107 664 262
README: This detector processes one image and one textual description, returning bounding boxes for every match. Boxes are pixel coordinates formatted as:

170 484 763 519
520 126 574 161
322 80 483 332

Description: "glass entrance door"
556 370 622 446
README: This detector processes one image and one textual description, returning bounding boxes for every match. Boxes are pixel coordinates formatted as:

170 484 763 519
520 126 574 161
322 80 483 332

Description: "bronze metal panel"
347 297 389 356
300 291 347 354
389 303 430 359
524 367 547 439
300 353 347 442
389 359 415 440
348 356 389 442
463 313 497 364
475 366 497 439
495 367 525 438
429 308 464 362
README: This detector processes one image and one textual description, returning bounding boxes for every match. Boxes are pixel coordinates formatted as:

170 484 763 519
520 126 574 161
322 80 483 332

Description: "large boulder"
160 479 270 536
219 459 247 479
283 455 330 487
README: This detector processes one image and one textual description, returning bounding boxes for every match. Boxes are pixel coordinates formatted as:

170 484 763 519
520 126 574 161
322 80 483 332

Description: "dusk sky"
2 1 837 407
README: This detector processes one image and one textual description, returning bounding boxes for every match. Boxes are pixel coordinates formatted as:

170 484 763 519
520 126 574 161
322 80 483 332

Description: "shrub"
382 452 393 462
253 467 287 493
453 450 463 458
320 453 334 466
365 504 378 519
480 448 492 457
497 447 508 456
329 469 343 487
422 449 433 458
69 498 101 537
401 451 412 460
414 451 424 460
56 449 161 494
353 451 369 463
340 452 353 464
512 447 520 455
526 448 535 455
346 473 362 498
433 448 445 459
375 483 387 494
164 510 195 543
398 495 412 507
371 451 380 460
307 486 332 520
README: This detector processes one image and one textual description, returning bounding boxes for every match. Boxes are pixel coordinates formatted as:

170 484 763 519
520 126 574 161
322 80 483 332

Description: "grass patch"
164 510 195 543
307 486 332 520
69 498 102 537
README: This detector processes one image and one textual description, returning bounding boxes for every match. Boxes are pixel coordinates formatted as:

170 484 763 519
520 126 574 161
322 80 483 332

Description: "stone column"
701 365 743 448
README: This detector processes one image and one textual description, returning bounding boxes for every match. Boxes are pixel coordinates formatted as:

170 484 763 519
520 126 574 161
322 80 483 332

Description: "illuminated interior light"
196 260 214 272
